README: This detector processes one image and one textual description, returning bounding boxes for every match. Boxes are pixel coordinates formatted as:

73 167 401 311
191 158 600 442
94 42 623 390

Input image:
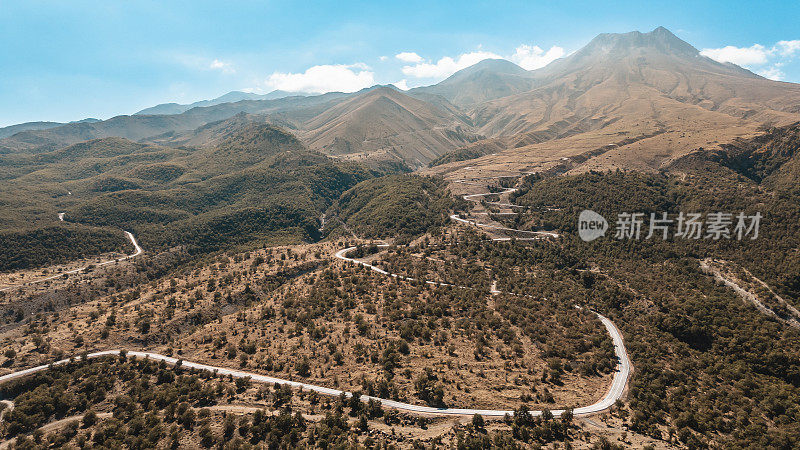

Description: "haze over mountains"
134 90 307 116
0 118 100 139
3 26 800 172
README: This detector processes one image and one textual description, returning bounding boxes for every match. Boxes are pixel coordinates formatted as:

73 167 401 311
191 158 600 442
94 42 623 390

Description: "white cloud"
170 53 236 74
776 40 800 57
757 64 785 81
700 44 772 66
395 52 423 63
700 39 799 80
264 64 374 94
209 59 235 74
401 50 502 79
398 44 564 80
379 55 388 61
511 44 565 70
392 79 410 90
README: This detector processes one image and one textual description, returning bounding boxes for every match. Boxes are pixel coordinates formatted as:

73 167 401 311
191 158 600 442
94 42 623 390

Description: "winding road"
0 313 629 419
0 242 630 419
450 214 560 239
701 259 800 328
0 181 630 419
334 245 631 417
454 184 560 239
0 228 142 292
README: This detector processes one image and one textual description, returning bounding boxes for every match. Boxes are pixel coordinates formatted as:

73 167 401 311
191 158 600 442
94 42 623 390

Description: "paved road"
462 187 518 203
334 246 460 290
450 214 560 238
0 244 630 419
700 259 800 328
452 185 560 239
0 319 629 420
334 245 631 417
0 230 142 292
455 182 560 211
0 184 629 418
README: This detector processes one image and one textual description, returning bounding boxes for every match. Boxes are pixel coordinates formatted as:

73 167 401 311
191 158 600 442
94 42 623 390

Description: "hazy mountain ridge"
409 58 537 107
134 90 306 115
0 118 100 139
0 93 351 154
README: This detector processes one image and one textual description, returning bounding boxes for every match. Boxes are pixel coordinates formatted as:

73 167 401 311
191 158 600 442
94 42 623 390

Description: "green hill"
329 174 465 241
0 124 378 271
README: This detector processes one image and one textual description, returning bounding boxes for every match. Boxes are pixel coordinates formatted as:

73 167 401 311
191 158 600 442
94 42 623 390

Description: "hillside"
134 90 304 115
0 123 378 270
144 113 298 149
409 59 536 107
427 27 800 179
328 175 465 240
299 86 482 168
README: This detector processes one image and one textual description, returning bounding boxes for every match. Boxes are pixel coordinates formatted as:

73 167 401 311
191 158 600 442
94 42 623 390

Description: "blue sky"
1 0 799 127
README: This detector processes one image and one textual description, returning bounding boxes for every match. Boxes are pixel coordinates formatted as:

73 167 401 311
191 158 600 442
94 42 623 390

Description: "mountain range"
2 26 799 173
134 90 307 116
0 118 100 139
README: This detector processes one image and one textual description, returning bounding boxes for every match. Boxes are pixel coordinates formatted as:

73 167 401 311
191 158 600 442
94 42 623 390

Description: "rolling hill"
134 90 306 115
299 86 482 168
0 123 379 270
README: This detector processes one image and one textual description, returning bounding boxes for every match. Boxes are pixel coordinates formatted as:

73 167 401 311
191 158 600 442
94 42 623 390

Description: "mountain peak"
452 59 530 77
408 59 533 107
216 122 302 156
581 26 698 58
365 85 402 95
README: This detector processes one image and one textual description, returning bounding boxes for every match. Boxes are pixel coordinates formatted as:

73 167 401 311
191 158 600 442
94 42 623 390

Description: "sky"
1 0 799 127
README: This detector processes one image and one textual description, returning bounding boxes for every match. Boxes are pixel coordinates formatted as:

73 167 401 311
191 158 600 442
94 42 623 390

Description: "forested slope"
501 125 800 447
0 124 378 271
328 175 466 241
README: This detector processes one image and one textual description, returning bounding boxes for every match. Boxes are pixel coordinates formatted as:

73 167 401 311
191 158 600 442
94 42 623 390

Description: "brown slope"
298 86 482 168
409 59 536 107
145 113 299 149
429 27 800 179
